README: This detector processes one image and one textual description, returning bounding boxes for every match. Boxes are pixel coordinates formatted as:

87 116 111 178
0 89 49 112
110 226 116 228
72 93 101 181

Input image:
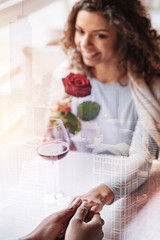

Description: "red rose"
62 73 91 97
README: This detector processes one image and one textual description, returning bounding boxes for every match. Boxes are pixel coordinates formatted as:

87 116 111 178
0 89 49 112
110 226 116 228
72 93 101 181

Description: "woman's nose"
81 34 92 47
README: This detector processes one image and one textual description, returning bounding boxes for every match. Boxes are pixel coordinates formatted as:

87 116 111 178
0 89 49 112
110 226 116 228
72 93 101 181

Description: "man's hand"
65 201 104 240
20 198 82 240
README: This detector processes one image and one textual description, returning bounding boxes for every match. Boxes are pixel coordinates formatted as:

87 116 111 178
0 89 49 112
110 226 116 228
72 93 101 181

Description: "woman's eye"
96 34 108 39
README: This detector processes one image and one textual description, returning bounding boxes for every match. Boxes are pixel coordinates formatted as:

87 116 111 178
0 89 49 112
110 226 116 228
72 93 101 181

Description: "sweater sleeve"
103 119 158 202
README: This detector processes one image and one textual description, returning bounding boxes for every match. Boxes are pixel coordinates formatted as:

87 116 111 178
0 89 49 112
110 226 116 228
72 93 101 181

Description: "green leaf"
66 112 81 134
60 116 68 127
66 112 78 126
50 112 67 126
78 101 100 121
69 120 81 135
50 112 81 135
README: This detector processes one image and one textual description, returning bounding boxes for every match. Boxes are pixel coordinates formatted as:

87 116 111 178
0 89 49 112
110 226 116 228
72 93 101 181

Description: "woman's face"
74 10 118 68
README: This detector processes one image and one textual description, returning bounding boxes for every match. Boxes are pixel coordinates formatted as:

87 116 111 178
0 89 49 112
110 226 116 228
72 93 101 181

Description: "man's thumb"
56 198 82 222
73 201 89 221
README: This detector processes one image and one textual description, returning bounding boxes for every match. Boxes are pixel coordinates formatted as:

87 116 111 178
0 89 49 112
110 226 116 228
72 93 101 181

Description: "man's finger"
85 205 99 222
56 198 82 223
68 197 80 209
73 201 89 222
89 213 105 226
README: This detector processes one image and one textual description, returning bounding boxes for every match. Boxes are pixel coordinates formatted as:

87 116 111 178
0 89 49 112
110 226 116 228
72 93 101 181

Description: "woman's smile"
81 51 101 60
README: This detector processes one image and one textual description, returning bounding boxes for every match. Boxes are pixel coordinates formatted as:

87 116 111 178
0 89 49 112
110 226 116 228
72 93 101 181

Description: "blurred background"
0 0 160 144
0 2 160 239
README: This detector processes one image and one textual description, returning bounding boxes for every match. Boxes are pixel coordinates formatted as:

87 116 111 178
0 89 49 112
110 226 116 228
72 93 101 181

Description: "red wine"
37 140 69 161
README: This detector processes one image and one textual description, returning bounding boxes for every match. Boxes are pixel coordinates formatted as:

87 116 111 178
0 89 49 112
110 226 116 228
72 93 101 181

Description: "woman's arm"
106 119 157 202
72 118 158 213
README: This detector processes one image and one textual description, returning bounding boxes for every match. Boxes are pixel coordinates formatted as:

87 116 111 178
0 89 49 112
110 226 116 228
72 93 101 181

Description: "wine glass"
37 118 70 205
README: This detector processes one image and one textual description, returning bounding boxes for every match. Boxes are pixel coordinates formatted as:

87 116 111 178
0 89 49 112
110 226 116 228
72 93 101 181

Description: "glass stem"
52 161 60 197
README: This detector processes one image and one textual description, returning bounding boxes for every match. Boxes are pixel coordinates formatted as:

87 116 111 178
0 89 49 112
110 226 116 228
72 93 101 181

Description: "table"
0 143 160 240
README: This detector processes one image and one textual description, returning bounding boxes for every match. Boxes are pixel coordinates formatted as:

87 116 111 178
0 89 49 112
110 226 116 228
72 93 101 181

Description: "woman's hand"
65 201 104 240
20 198 82 240
71 184 114 220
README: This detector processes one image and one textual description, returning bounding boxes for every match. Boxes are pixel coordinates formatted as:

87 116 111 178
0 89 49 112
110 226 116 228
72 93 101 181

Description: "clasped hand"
20 198 104 240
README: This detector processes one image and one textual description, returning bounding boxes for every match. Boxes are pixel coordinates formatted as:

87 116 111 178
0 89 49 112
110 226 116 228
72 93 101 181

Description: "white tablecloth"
0 144 160 240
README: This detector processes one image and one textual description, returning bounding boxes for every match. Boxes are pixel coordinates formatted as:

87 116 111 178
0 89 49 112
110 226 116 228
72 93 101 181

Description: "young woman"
53 0 160 214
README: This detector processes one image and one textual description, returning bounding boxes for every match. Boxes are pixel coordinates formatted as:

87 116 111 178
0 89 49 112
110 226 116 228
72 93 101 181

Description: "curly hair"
61 0 160 83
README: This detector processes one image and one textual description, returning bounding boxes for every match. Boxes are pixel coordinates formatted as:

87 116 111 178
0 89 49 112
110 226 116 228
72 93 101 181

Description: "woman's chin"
83 59 98 67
